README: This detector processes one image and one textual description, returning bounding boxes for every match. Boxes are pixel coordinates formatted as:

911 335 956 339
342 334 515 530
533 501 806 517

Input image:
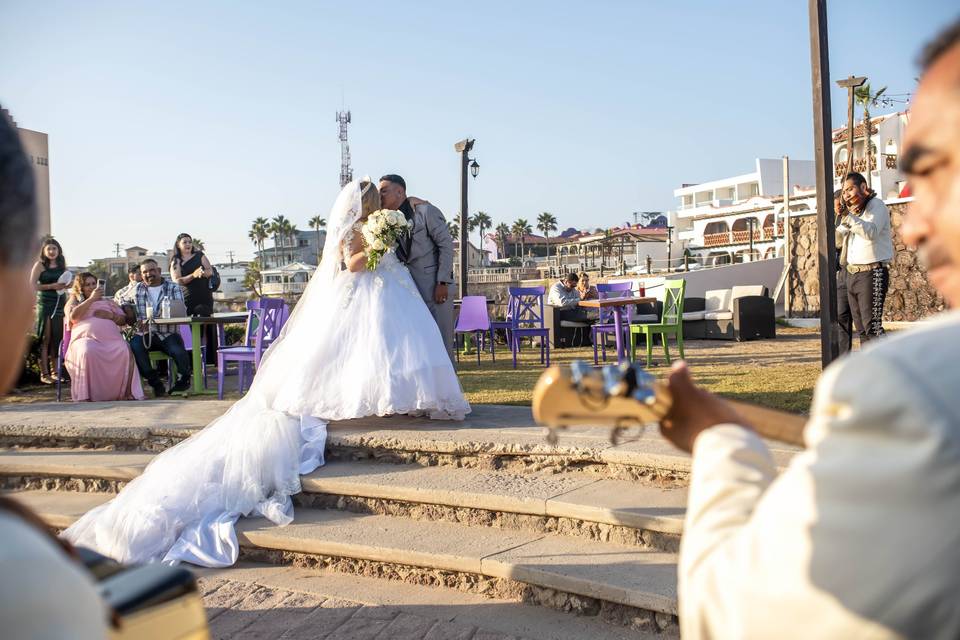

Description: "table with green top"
153 312 250 394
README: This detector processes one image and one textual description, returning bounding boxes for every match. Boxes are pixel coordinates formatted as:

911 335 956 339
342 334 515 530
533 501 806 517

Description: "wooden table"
579 297 655 364
154 312 250 394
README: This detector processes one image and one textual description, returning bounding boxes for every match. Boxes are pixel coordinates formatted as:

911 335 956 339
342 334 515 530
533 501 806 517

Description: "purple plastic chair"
592 282 634 364
508 286 550 369
455 296 495 365
246 298 286 349
490 302 513 347
216 307 274 399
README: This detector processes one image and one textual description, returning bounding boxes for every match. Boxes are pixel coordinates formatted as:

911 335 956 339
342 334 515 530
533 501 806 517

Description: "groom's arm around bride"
379 175 456 362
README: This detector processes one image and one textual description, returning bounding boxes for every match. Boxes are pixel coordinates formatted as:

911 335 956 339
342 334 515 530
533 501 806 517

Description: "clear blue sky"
1 1 956 265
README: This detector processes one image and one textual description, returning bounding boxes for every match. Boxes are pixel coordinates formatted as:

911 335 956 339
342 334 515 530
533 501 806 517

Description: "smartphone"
97 279 106 291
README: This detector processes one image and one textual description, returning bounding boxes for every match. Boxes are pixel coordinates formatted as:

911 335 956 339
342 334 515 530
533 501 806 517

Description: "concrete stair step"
0 402 803 479
11 489 679 618
0 450 686 536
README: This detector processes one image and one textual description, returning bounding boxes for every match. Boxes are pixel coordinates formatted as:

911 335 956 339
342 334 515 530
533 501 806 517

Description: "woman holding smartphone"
63 272 144 402
170 233 217 364
29 238 69 384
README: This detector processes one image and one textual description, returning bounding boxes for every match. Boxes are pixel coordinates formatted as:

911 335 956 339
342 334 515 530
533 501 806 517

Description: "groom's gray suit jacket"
404 201 455 361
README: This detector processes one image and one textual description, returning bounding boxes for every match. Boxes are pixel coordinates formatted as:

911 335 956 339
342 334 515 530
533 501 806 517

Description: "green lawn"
8 329 824 415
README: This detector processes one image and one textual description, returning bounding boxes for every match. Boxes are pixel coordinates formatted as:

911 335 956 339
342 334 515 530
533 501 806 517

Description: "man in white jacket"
662 20 960 639
837 171 895 343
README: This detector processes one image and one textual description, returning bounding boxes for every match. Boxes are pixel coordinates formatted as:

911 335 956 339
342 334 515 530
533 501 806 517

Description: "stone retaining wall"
786 201 947 320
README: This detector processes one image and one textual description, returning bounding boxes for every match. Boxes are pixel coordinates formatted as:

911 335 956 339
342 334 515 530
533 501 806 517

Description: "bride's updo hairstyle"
360 180 381 219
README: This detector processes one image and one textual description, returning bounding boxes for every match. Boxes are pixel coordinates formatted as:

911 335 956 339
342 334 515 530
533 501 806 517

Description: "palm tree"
191 238 206 252
249 217 269 290
471 211 492 264
308 215 326 263
447 219 459 239
285 222 299 265
854 83 887 188
269 215 289 266
494 222 510 261
511 218 532 259
537 212 558 261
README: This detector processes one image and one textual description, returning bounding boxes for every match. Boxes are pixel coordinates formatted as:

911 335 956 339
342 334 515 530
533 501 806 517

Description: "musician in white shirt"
661 20 960 639
837 172 895 343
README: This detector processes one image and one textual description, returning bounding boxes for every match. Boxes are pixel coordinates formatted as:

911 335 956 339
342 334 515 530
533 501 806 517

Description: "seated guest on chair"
64 273 145 402
117 258 191 396
548 272 583 309
576 271 598 300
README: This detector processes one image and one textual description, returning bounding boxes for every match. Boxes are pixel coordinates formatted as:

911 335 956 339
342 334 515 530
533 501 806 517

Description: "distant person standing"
838 172 895 344
170 233 216 364
834 189 854 355
29 237 69 384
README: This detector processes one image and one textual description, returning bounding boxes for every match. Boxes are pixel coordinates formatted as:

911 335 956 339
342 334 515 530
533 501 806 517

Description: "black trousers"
836 269 854 355
847 265 889 345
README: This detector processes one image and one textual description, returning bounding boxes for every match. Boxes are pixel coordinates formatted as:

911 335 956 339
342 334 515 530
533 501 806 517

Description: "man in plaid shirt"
117 259 192 396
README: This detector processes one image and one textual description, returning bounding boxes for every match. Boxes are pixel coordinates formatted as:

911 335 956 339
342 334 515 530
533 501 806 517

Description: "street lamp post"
666 225 674 271
454 139 478 297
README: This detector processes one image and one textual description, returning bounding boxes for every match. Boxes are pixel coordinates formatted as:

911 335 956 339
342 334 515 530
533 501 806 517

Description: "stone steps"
0 402 801 481
0 450 685 550
12 489 679 632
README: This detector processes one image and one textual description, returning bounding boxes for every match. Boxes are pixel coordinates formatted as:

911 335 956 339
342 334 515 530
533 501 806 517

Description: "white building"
261 262 316 297
673 158 816 266
212 264 249 300
832 110 909 200
2 109 52 238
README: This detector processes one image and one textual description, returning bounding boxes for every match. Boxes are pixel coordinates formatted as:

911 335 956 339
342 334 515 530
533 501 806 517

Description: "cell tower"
336 110 353 187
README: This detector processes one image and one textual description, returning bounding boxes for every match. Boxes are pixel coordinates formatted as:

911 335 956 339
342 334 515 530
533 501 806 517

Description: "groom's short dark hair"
380 174 406 190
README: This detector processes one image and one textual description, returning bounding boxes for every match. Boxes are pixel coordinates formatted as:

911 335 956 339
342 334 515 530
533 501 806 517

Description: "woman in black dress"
29 238 69 384
170 233 217 365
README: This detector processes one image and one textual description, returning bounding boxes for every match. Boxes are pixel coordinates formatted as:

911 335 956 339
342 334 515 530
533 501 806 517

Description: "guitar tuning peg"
569 361 591 386
601 365 629 397
632 385 657 406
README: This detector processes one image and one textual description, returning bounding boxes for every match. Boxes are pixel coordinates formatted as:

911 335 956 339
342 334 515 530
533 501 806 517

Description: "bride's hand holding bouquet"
361 209 412 270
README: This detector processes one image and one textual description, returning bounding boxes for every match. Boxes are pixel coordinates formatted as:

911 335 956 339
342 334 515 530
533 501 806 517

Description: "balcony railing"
731 229 762 244
835 157 877 177
261 281 308 295
703 232 731 247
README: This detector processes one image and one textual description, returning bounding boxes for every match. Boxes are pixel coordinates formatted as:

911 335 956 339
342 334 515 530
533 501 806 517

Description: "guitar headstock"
532 361 671 444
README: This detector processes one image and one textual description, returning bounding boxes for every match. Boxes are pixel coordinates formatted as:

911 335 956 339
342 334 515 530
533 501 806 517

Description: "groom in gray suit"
379 174 455 361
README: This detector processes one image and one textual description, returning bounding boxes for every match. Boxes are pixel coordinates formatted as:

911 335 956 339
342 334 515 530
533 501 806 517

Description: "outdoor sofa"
682 285 775 341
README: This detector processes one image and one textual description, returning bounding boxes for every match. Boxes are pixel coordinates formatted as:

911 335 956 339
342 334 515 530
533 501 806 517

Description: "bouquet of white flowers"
361 209 413 270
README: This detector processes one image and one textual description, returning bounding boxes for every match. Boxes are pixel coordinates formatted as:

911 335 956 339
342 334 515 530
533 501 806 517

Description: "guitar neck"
723 399 806 447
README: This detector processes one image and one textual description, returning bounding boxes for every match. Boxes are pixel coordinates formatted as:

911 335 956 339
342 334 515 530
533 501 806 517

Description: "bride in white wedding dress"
64 179 470 567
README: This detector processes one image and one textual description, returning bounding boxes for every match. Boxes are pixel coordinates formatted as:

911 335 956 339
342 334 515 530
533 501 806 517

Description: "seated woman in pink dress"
64 273 144 402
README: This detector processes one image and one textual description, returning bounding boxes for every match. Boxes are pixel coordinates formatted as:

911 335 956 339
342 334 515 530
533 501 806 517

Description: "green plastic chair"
148 350 177 392
629 279 686 366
